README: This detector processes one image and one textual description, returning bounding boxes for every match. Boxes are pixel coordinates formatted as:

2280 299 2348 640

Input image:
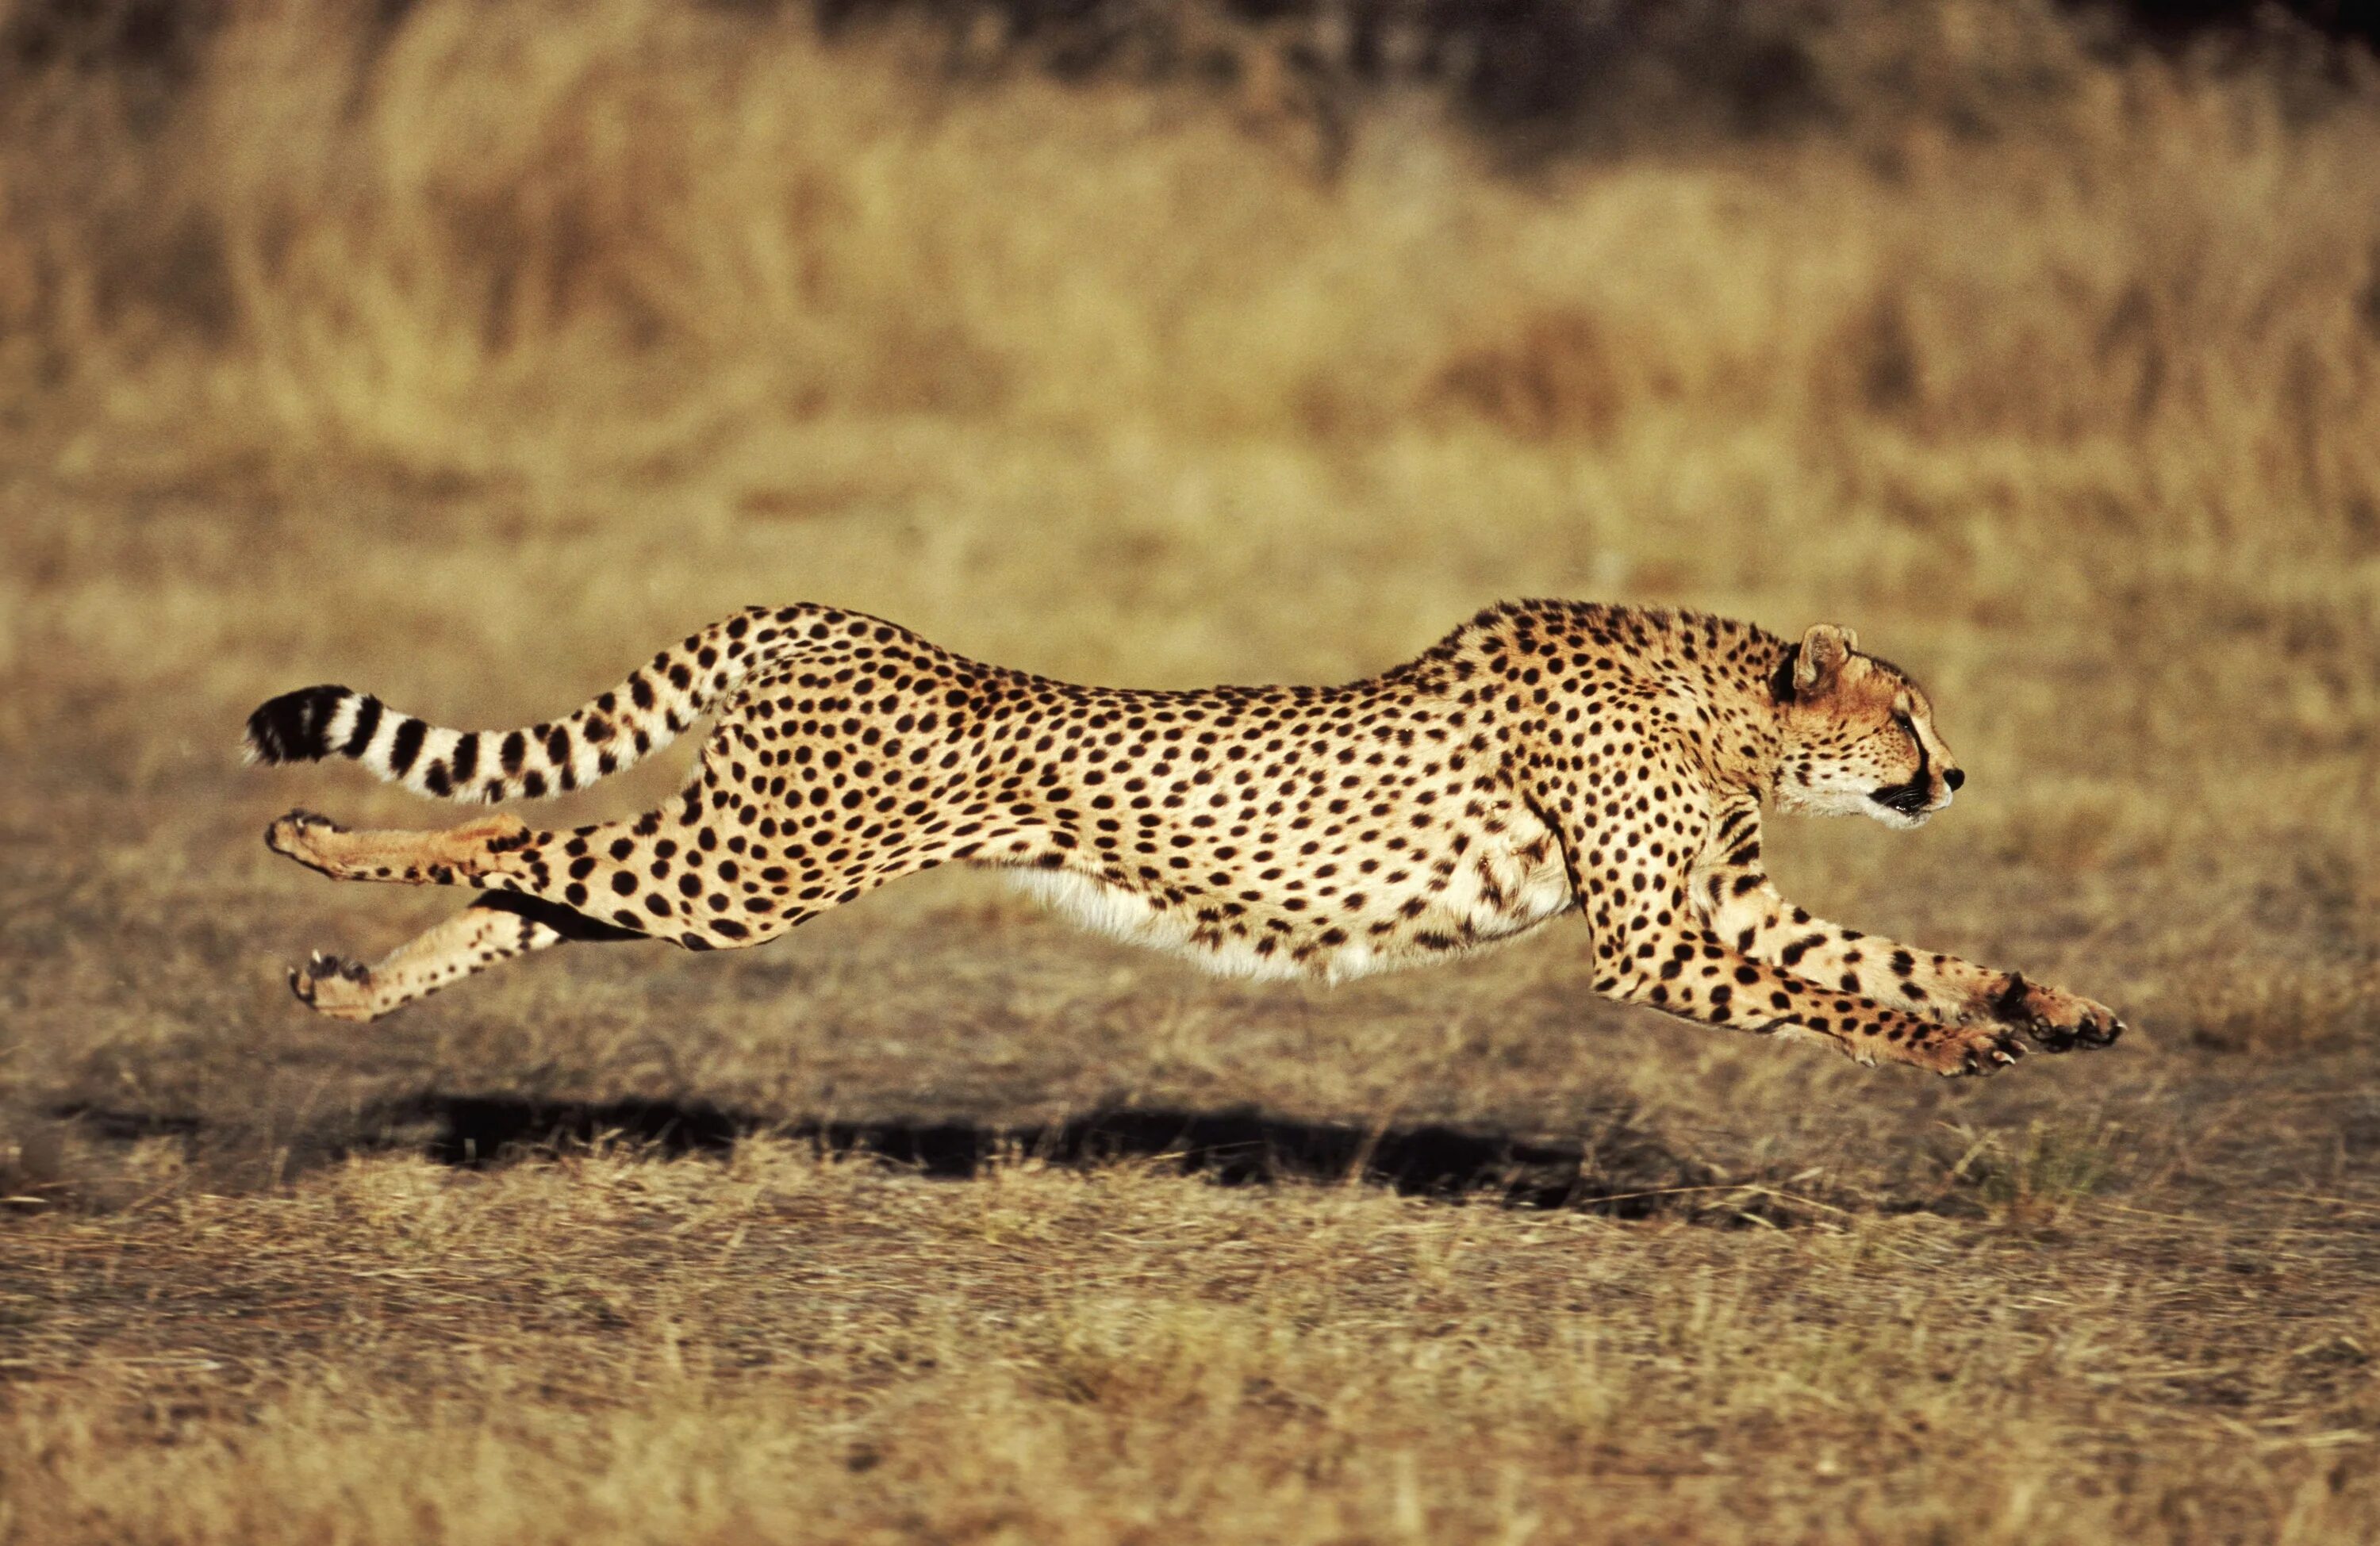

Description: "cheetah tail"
240 605 809 803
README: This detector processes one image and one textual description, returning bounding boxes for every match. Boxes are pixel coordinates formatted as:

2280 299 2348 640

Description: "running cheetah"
245 601 2125 1076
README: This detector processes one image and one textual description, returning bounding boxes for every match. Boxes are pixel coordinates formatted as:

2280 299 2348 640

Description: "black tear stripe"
340 695 384 757
387 717 427 777
450 732 480 783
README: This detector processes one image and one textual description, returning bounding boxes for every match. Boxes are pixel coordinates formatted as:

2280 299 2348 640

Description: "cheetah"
244 601 2125 1076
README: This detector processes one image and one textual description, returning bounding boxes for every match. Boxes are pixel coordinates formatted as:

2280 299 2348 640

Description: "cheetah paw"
265 808 348 873
287 950 381 1022
1995 976 2126 1053
1920 1023 2029 1078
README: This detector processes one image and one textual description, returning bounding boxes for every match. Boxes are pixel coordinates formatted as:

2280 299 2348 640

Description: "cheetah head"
1769 624 1964 831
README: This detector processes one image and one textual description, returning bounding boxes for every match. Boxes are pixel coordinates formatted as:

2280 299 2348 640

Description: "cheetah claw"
289 950 367 996
1949 1028 2029 1078
1916 1024 2029 1078
266 808 345 842
286 951 378 1021
265 808 349 867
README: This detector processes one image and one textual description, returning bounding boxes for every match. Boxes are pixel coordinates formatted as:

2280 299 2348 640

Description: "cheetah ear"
1793 624 1857 696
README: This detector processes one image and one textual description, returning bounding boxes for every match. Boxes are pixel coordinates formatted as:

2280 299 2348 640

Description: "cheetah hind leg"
265 808 531 885
290 893 642 1022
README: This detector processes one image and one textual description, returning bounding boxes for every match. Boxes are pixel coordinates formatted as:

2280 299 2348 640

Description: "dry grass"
10 1140 2380 1544
4 0 2380 1540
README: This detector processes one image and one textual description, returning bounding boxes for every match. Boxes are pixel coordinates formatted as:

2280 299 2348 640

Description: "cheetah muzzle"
243 600 2129 1076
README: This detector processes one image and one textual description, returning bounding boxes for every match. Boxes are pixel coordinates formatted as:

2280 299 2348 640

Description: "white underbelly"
1005 869 1317 983
1005 829 1576 986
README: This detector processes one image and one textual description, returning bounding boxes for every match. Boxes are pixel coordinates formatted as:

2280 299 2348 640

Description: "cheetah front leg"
1549 795 2028 1076
1687 803 2125 1053
1594 919 2031 1076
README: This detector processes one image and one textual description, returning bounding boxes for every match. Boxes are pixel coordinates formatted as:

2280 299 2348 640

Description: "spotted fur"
250 600 2125 1075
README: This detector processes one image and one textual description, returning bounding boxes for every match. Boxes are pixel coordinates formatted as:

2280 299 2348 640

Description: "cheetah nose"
1944 767 1966 792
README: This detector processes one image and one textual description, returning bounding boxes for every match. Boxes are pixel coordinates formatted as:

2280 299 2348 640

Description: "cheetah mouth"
1870 735 1940 819
1868 781 1934 819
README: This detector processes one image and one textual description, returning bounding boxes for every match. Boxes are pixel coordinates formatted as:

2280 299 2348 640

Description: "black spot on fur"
1990 972 2031 1024
470 892 641 943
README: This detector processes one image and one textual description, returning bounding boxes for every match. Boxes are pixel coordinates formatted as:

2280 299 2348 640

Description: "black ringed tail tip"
244 685 352 765
241 605 813 799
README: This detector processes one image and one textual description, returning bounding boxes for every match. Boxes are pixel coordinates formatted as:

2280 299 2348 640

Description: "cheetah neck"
1698 633 1800 804
1537 604 1792 804
1437 600 1798 807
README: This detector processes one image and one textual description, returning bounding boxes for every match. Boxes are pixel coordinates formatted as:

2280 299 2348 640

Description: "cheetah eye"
1892 711 1916 738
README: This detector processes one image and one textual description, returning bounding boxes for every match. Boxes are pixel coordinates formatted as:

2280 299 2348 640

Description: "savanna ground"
5 0 2380 1539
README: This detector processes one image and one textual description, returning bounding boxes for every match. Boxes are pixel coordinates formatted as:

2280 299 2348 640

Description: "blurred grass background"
4 2 2380 1540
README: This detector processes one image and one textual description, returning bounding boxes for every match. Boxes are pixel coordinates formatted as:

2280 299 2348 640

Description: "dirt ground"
4 2 2380 1540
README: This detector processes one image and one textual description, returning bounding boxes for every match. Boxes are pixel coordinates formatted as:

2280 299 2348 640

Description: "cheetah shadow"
369 1094 1815 1225
48 1095 1837 1226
